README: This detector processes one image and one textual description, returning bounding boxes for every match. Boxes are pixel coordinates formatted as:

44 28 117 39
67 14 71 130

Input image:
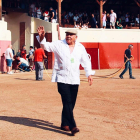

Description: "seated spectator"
21 45 27 60
43 10 49 22
16 49 21 57
116 18 123 29
82 23 88 29
82 13 89 25
16 56 31 72
74 23 81 29
125 12 130 28
130 15 135 27
135 14 139 26
64 13 70 24
69 10 74 24
73 14 79 25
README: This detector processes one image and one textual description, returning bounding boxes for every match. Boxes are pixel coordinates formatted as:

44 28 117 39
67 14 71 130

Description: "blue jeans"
120 61 132 77
19 63 30 72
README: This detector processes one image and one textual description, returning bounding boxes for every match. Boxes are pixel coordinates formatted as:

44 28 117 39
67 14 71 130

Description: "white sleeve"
36 35 55 52
80 46 95 77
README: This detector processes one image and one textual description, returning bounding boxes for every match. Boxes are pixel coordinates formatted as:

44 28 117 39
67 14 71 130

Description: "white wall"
59 28 140 43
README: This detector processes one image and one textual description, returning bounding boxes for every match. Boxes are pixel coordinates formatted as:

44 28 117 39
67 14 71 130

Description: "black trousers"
57 82 79 130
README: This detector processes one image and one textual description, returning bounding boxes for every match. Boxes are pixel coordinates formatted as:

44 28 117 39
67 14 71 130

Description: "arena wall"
58 28 140 69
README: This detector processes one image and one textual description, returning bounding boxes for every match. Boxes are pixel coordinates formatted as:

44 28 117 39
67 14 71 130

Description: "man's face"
130 46 133 51
65 33 77 45
111 10 113 14
23 46 26 50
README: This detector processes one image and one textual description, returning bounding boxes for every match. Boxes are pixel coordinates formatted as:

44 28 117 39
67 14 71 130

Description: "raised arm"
37 26 55 52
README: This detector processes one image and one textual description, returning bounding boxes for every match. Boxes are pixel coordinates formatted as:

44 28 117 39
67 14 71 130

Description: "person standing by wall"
110 9 117 29
102 11 107 29
5 45 13 74
119 44 135 79
34 46 47 81
49 7 57 23
91 14 98 28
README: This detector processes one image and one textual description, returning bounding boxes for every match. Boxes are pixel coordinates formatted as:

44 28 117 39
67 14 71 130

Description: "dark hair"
22 45 26 48
30 46 33 48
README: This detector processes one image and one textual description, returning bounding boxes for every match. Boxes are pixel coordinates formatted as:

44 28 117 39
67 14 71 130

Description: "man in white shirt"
16 56 31 72
110 9 117 29
73 14 79 25
5 45 13 74
37 26 95 136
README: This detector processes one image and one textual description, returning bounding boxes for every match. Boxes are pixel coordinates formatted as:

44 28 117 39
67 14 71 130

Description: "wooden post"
100 0 103 28
58 0 61 26
96 0 107 28
0 0 2 20
134 0 140 29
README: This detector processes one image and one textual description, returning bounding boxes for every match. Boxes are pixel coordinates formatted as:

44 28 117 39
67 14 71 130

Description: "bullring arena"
0 69 140 140
0 11 140 140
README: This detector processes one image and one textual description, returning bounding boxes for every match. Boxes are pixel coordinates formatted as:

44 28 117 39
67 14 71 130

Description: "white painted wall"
59 28 140 43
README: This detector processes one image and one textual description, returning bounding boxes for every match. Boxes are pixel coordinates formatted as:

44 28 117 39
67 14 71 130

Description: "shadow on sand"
0 116 71 136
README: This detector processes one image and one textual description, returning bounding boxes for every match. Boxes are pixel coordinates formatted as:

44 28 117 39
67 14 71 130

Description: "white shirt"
110 12 116 22
136 18 139 24
5 48 13 59
36 36 95 85
20 58 29 66
73 16 79 21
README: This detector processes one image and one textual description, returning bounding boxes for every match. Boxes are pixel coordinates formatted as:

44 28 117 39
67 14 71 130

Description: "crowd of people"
5 44 47 81
62 9 140 29
3 0 140 29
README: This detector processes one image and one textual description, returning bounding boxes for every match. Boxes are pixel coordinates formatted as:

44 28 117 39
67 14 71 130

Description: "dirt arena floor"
0 69 140 140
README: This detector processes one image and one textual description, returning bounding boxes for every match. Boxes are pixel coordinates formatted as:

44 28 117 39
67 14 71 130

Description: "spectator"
91 14 97 28
64 13 70 24
82 13 89 25
28 46 34 67
36 7 42 19
135 14 139 26
130 14 135 27
110 9 117 29
73 14 79 25
74 23 81 29
5 45 13 74
21 45 27 60
82 23 88 29
116 18 123 29
43 10 49 22
16 49 21 57
125 12 130 28
106 13 110 28
34 46 47 81
102 10 107 29
49 7 57 23
30 2 36 17
16 56 31 72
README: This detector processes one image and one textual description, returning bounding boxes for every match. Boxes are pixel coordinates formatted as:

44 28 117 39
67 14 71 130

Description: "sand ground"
0 69 140 140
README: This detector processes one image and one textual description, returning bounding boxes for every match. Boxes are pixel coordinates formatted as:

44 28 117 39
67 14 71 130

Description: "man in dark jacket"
119 44 135 79
91 14 97 28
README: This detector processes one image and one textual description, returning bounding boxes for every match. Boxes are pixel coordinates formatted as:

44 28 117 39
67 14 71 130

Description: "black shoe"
119 75 123 79
130 76 135 79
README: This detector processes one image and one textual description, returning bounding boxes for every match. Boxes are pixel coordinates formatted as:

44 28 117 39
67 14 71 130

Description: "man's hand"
37 26 45 42
88 75 93 86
